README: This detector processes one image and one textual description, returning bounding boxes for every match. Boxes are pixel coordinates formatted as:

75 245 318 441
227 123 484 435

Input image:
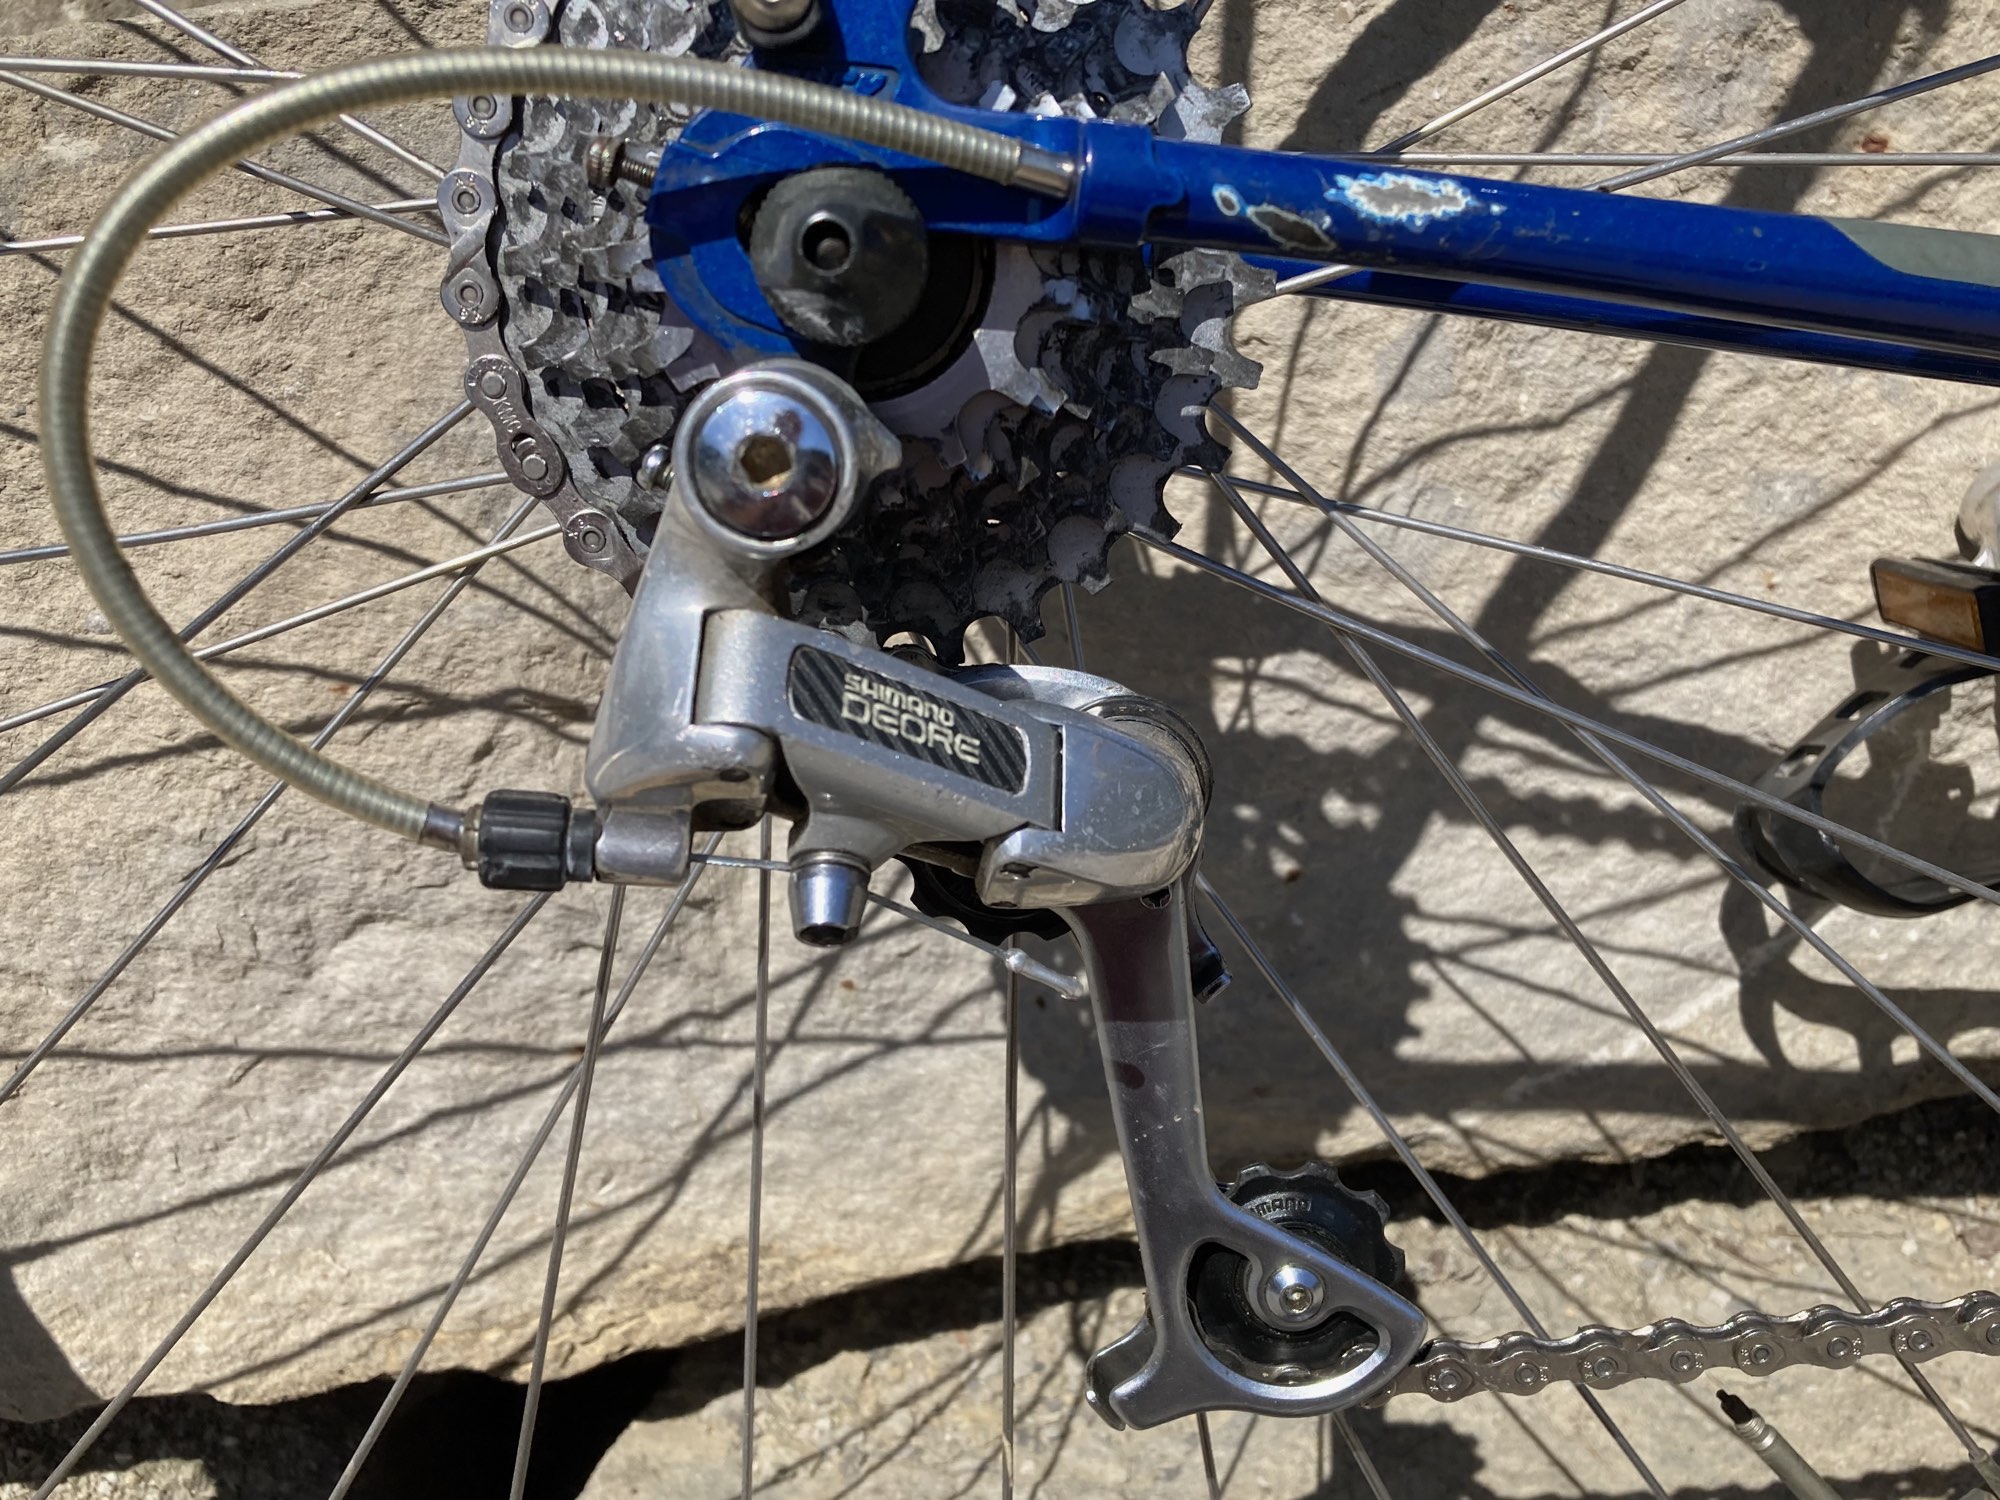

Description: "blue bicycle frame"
648 0 2000 387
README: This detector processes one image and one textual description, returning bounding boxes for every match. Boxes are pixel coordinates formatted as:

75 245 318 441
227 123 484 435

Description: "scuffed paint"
1247 203 1334 252
1330 171 1473 229
1212 184 1243 217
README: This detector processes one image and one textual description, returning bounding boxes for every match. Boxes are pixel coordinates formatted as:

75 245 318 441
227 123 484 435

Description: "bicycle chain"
1388 1291 2000 1402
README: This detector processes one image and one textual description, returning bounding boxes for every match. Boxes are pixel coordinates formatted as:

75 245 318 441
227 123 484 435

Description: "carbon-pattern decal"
789 647 1028 793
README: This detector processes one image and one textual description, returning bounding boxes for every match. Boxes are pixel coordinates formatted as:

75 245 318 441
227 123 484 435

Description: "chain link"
1388 1291 2000 1402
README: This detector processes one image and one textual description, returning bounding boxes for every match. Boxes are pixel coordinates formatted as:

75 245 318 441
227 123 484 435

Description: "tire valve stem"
1718 1390 1843 1500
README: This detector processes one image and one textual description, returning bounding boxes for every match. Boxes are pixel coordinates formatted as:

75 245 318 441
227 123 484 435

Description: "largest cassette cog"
455 0 1271 661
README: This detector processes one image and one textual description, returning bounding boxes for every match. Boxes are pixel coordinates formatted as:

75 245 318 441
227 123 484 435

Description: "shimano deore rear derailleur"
460 358 1427 1428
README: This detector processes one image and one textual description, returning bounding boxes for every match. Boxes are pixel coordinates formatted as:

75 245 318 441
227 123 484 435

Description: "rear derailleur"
460 358 1425 1427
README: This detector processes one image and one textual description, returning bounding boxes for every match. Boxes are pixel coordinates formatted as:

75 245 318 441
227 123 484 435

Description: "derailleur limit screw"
635 441 672 493
583 135 663 196
685 380 842 541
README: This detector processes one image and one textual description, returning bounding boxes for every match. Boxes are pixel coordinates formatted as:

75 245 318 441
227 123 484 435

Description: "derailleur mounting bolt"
1259 1263 1327 1327
790 854 870 947
687 382 842 541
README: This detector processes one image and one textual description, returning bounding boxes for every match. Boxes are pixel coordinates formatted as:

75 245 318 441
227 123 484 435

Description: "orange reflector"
1870 556 2000 653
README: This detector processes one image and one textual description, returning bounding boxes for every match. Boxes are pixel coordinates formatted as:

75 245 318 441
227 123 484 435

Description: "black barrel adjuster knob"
475 790 597 890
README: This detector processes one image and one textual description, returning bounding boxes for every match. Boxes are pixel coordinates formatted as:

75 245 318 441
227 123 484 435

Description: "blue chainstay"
649 0 2000 385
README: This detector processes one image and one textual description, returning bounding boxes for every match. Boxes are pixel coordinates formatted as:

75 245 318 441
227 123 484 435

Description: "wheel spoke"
1595 52 2000 191
1197 878 1672 1499
3 524 559 734
0 57 299 83
1375 0 1695 153
0 495 541 1111
2 199 441 258
0 472 508 567
1207 412 2000 1125
128 0 448 183
1000 626 1026 1500
1060 583 1085 672
28 891 553 1500
1207 463 1997 1468
0 70 447 246
325 845 720 1500
1188 466 2000 678
1197 1411 1223 1499
507 885 625 1500
742 818 774 1500
999 955 1020 1500
1143 523 2000 924
0 401 472 793
1331 1414 1394 1500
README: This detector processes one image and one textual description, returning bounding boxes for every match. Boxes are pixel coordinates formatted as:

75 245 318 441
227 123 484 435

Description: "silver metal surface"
1262 1264 1330 1328
677 362 898 557
1392 1294 2000 1402
687 385 842 541
788 853 870 946
1013 144 1078 199
1067 883 1426 1431
593 807 695 886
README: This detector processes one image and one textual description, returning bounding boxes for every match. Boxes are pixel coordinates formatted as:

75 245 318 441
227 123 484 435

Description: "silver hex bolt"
1258 1264 1327 1328
686 382 841 541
